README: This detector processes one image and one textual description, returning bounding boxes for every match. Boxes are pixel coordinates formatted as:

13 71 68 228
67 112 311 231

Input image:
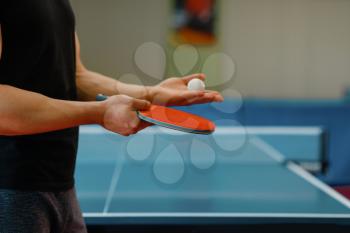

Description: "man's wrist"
80 101 106 126
145 86 155 103
93 101 106 125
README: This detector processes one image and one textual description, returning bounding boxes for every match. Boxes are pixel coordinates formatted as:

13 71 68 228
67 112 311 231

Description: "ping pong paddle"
96 94 215 134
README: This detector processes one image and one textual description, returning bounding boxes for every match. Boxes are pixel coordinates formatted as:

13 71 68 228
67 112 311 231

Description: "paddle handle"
96 94 108 101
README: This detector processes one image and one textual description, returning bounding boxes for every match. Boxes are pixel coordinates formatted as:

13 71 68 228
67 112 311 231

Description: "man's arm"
0 84 150 136
75 34 149 101
0 28 149 136
0 27 101 135
74 34 223 105
0 85 104 136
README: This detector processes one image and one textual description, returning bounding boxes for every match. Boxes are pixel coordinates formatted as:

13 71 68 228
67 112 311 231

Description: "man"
0 1 222 233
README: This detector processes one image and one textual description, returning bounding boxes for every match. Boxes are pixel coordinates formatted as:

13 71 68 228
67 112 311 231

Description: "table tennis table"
75 125 350 232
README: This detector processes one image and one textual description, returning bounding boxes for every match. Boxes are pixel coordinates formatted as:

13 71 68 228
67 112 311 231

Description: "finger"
204 90 224 102
173 90 222 106
203 92 223 102
215 95 224 102
182 73 206 83
129 120 152 134
187 95 216 105
132 98 151 110
127 115 141 135
169 92 204 106
181 90 205 100
137 121 153 131
185 91 224 105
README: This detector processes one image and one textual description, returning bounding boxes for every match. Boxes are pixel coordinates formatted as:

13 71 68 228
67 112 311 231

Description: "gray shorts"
0 188 87 233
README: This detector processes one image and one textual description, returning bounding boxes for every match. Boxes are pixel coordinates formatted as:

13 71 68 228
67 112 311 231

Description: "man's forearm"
0 85 104 136
76 70 150 101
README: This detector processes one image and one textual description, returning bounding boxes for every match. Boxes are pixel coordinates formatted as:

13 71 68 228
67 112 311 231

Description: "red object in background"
174 0 216 45
334 186 350 199
186 0 214 16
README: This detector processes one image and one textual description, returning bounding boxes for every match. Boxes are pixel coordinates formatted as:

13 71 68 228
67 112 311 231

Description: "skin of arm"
74 33 223 105
0 83 150 136
0 27 222 137
0 84 104 135
0 26 150 136
75 34 149 101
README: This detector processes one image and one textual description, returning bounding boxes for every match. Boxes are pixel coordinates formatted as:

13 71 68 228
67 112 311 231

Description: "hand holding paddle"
99 95 152 136
97 94 215 135
96 73 221 135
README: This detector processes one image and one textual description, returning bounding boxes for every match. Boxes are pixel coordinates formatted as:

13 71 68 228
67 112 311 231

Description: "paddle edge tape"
137 111 214 135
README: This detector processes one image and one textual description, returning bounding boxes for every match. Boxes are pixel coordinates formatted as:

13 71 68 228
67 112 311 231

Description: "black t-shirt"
0 0 78 191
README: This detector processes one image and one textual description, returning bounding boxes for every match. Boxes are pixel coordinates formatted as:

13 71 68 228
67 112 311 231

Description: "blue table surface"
75 125 350 225
186 98 350 185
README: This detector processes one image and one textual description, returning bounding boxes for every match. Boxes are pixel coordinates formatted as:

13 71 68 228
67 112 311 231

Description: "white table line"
252 136 350 209
103 154 125 213
83 212 350 218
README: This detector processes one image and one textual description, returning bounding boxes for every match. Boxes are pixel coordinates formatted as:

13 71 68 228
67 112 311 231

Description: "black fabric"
0 0 78 191
0 188 87 233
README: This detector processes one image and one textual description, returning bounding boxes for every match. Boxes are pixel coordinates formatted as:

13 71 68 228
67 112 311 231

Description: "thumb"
132 98 151 111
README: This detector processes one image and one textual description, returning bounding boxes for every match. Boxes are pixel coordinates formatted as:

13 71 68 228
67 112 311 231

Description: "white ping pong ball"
187 78 205 91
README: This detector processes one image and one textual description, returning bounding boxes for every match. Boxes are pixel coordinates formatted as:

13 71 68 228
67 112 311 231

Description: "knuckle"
118 94 131 102
119 94 129 99
120 132 130 136
130 122 139 131
125 129 135 136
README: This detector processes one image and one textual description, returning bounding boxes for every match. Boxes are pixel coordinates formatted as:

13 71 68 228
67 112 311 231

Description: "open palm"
150 74 224 106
